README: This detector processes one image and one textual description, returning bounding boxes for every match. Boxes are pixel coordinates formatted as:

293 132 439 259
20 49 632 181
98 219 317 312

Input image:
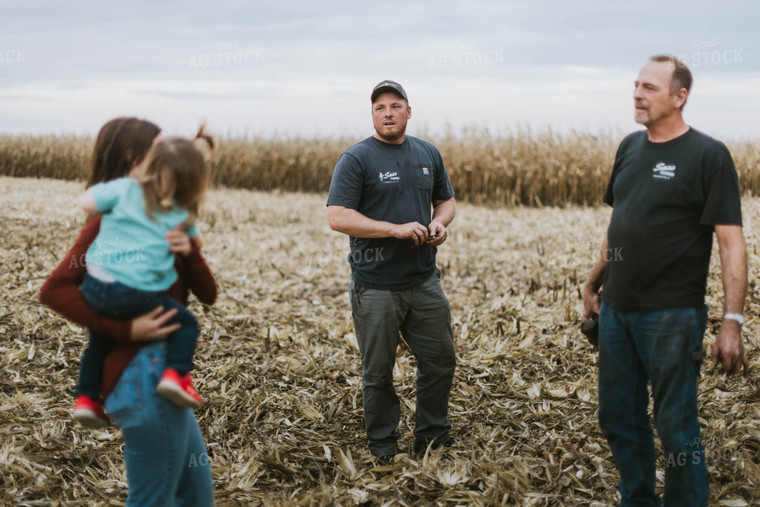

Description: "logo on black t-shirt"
379 171 400 183
652 162 676 180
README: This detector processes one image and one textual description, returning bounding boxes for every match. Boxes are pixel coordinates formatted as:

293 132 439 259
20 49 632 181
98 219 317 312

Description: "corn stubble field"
2 132 760 506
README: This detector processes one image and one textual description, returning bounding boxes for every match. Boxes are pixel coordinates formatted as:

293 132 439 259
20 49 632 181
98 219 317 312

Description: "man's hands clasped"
392 220 448 247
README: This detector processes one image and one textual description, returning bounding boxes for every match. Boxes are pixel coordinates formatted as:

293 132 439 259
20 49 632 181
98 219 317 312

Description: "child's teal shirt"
85 178 198 292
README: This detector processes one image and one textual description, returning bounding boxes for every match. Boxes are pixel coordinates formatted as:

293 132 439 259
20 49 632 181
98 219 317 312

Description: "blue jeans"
105 341 213 506
349 273 456 456
76 274 199 399
598 302 709 507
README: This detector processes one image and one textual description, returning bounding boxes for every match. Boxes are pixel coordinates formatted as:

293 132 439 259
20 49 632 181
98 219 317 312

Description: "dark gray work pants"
349 273 456 457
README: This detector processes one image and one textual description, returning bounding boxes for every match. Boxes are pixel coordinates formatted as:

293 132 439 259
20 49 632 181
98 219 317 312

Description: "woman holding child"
39 117 216 506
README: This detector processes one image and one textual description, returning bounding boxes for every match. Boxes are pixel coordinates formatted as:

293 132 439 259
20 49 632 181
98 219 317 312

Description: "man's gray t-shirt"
327 136 455 290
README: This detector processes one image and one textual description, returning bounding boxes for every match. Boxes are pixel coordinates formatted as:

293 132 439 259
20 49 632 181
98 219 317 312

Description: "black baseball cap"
371 80 408 102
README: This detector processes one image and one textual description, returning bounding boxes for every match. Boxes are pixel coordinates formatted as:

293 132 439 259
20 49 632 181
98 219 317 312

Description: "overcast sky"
1 0 757 139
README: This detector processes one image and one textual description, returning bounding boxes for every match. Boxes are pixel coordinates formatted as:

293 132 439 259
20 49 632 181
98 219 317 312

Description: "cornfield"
1 130 758 207
2 175 760 505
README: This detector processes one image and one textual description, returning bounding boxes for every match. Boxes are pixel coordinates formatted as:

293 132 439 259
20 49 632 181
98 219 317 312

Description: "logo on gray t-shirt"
378 171 400 183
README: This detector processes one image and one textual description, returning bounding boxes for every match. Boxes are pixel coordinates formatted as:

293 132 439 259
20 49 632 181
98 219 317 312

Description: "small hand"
166 226 192 256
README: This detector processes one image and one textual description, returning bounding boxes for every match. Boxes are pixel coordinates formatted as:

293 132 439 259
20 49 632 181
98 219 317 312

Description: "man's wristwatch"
723 313 744 325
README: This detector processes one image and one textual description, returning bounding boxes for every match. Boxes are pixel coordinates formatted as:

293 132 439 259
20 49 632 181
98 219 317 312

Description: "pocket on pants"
350 280 366 308
105 354 145 428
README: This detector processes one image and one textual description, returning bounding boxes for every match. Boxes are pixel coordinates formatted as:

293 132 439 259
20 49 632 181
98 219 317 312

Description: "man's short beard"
376 129 404 143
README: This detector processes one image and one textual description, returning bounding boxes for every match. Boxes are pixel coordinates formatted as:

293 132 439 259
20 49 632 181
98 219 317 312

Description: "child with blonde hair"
73 126 214 426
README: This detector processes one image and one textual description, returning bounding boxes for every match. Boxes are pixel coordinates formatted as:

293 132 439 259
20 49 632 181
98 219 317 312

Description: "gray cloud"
0 0 757 135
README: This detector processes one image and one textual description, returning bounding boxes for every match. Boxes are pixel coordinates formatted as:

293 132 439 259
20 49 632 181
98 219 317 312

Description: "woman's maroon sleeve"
180 241 217 306
38 216 133 342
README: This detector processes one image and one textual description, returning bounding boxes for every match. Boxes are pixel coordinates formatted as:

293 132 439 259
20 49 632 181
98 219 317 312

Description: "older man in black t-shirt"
583 56 748 506
327 80 457 459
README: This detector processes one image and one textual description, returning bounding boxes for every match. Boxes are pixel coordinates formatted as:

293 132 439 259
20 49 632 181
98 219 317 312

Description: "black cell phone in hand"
580 313 599 349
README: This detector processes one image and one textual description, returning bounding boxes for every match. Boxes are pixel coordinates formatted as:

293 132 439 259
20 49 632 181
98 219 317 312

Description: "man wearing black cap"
327 80 457 459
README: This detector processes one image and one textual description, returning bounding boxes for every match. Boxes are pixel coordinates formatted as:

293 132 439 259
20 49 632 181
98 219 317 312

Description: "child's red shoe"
73 395 109 428
156 368 203 408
